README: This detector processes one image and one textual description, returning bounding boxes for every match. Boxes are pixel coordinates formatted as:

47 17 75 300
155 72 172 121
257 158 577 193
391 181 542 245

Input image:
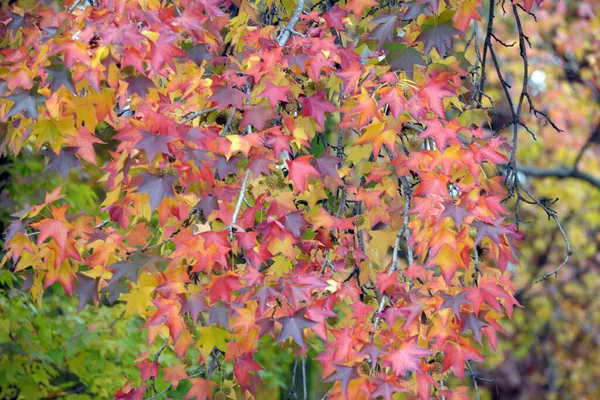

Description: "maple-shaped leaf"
359 344 387 369
438 292 471 315
149 30 186 74
44 64 76 94
417 20 461 55
135 359 159 381
459 312 490 345
466 277 522 317
179 291 209 322
429 244 467 286
440 202 472 228
324 364 360 394
195 196 219 219
234 353 263 388
344 0 378 16
419 119 463 153
106 252 152 286
370 376 409 400
287 155 320 192
183 44 213 65
282 210 307 238
276 306 317 347
5 90 46 120
442 338 485 379
137 172 177 211
114 383 148 400
74 274 99 312
163 364 188 389
438 386 471 400
368 13 400 49
403 2 435 19
30 204 71 251
258 81 291 107
207 301 233 328
124 75 155 97
240 104 277 131
43 148 81 178
383 43 425 78
323 4 347 30
299 92 336 129
355 121 396 157
209 85 249 109
313 154 342 181
383 338 431 377
135 130 174 164
472 219 510 245
419 81 456 120
186 377 218 400
453 0 482 32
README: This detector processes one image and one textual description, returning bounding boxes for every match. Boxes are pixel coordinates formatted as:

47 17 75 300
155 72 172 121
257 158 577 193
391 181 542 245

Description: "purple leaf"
417 21 460 55
137 172 177 211
74 274 99 312
136 130 174 163
276 306 317 347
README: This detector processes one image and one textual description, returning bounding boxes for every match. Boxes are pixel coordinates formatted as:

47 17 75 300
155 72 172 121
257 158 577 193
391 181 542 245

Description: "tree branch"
518 164 600 189
277 0 305 46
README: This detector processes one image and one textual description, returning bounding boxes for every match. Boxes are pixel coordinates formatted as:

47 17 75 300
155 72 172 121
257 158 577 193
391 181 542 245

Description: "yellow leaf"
32 118 76 154
269 255 293 277
196 326 232 358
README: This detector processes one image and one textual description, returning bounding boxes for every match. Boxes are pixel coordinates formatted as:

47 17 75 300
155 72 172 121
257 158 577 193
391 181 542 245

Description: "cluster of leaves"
0 270 146 399
465 0 600 398
0 0 552 398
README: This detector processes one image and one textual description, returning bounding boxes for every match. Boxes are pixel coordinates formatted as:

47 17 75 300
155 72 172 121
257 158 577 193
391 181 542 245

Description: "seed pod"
325 316 340 328
214 391 227 400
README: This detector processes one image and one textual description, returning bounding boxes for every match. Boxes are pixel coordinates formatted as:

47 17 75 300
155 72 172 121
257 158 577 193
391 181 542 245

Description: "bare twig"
93 219 110 230
228 169 251 239
517 164 600 189
301 354 307 400
466 361 481 400
181 106 218 123
150 338 170 393
286 357 299 400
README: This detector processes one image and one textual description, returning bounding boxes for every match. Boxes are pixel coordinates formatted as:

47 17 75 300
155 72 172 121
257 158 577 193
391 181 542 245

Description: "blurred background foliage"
1 0 600 399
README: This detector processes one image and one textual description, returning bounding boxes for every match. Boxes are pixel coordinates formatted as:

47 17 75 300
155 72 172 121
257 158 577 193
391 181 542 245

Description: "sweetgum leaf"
276 306 317 347
137 172 177 211
106 252 152 286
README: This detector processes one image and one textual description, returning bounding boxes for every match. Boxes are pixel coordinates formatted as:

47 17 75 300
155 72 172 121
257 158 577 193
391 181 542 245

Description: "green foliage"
0 275 145 399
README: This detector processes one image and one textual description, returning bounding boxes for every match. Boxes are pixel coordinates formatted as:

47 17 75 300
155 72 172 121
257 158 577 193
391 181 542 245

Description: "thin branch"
222 107 238 135
277 0 305 46
93 219 110 230
517 164 600 189
228 169 251 239
68 0 84 12
181 106 218 123
286 357 299 400
150 338 170 393
301 354 307 400
466 361 481 400
515 183 572 283
476 0 496 104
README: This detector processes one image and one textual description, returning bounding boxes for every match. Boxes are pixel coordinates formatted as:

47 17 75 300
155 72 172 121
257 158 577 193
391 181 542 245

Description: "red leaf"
258 81 291 107
299 92 336 129
382 338 431 377
287 155 320 192
186 378 218 400
135 359 159 381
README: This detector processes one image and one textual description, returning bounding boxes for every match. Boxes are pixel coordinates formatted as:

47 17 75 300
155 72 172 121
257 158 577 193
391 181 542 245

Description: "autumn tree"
0 0 579 399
